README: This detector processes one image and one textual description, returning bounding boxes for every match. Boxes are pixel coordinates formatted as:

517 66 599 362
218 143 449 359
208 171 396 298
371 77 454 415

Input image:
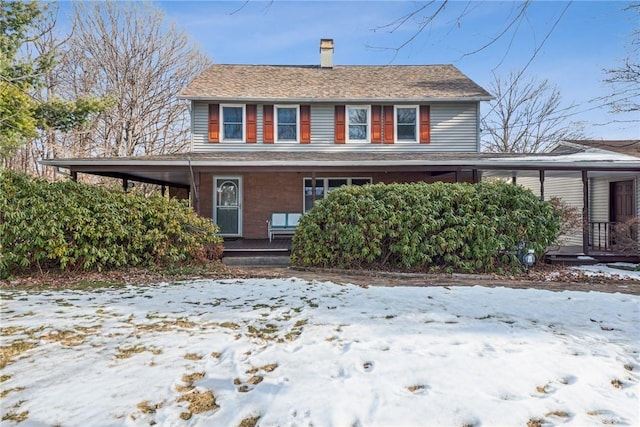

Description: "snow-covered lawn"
1 278 638 427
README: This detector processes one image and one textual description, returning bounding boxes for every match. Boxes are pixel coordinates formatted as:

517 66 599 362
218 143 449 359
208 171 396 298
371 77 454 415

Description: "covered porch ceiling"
40 151 640 188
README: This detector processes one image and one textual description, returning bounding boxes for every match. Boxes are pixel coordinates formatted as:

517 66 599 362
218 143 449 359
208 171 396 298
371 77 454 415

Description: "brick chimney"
320 39 334 68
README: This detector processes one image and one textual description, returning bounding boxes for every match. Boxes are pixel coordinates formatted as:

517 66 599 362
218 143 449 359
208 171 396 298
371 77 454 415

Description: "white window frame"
303 177 372 211
274 104 300 143
346 105 371 143
394 105 418 143
220 104 246 142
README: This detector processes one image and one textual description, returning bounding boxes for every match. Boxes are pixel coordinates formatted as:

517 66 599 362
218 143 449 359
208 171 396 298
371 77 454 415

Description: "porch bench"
268 213 302 242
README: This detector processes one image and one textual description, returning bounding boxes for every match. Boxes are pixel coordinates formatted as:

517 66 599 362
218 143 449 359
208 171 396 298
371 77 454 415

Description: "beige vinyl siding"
310 105 334 144
191 101 480 152
518 174 584 246
429 103 477 152
192 101 209 148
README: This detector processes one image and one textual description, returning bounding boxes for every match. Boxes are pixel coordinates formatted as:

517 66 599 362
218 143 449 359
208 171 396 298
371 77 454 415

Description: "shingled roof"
562 140 640 158
179 64 492 102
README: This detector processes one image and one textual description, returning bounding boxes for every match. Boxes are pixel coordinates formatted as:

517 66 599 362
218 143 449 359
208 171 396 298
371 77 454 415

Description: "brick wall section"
199 174 213 219
198 170 474 239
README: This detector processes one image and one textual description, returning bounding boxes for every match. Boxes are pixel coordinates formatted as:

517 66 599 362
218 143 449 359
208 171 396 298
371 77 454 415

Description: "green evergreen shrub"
290 181 561 274
0 170 222 278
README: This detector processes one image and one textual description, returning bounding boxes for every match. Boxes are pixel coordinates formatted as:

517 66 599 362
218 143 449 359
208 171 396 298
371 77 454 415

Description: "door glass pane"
218 181 238 206
216 179 239 234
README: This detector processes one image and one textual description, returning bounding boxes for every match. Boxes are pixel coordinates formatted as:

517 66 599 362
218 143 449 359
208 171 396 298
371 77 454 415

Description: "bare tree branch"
481 72 584 153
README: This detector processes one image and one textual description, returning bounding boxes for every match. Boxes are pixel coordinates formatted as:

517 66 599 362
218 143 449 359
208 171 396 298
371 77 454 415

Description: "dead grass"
246 363 278 374
238 415 260 427
175 372 206 393
177 389 218 420
0 374 12 383
546 410 570 418
115 344 162 359
0 340 37 369
407 384 426 393
535 384 549 394
611 379 623 389
1 400 28 422
526 418 544 427
40 329 85 346
137 400 163 414
0 386 25 398
247 375 263 385
184 353 203 361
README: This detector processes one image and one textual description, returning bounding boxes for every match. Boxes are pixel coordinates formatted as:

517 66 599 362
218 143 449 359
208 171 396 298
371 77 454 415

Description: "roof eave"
177 95 494 102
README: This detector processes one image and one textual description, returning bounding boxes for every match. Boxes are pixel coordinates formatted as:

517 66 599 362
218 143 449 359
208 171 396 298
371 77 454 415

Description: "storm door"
214 177 242 236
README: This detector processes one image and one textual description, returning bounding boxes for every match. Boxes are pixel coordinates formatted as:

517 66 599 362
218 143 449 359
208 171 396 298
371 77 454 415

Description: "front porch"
222 238 292 266
221 238 639 266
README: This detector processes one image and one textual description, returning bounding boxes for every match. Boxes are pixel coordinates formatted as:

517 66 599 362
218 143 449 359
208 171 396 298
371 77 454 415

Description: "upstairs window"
347 106 370 142
222 105 244 141
275 105 299 142
396 106 418 142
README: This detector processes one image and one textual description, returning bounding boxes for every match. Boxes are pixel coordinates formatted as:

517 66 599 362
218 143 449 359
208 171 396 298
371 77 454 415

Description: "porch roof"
41 150 640 188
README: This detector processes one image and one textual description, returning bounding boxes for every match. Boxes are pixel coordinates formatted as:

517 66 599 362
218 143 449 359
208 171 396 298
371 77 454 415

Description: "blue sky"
69 1 640 140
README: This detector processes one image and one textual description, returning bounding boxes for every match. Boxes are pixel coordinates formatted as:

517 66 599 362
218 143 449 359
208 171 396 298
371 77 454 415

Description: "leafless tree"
602 4 639 115
481 72 584 153
56 1 211 158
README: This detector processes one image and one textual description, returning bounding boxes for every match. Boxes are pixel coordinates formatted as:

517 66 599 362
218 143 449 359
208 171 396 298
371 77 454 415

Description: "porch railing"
589 221 614 251
589 221 639 253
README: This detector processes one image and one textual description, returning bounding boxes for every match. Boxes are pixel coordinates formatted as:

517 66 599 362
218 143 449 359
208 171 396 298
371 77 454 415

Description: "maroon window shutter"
263 105 274 143
371 105 382 143
246 104 257 143
334 105 345 144
300 105 311 144
420 105 431 144
383 105 394 144
208 104 219 143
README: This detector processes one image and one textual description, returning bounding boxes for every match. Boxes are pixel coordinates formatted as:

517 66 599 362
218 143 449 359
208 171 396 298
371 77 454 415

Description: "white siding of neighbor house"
190 101 480 152
517 174 584 247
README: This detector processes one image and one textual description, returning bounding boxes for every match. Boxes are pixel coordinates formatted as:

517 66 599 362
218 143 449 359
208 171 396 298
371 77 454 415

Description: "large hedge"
0 170 222 278
290 181 561 273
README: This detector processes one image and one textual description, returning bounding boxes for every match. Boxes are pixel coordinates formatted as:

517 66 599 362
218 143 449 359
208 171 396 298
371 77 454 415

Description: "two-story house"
177 39 492 238
42 39 639 259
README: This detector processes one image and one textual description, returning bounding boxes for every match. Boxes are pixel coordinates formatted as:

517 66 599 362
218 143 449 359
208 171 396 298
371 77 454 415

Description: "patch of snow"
573 264 640 281
0 279 638 426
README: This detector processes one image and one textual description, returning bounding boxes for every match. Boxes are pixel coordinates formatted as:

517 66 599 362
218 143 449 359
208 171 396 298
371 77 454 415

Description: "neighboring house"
41 39 640 259
515 140 639 253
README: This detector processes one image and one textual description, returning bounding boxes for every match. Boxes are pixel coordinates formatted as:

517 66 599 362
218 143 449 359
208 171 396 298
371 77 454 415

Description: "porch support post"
455 169 461 183
472 169 479 184
70 171 78 181
311 171 317 206
582 170 589 255
123 179 129 192
539 169 545 201
192 171 200 213
511 171 517 185
161 185 166 197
